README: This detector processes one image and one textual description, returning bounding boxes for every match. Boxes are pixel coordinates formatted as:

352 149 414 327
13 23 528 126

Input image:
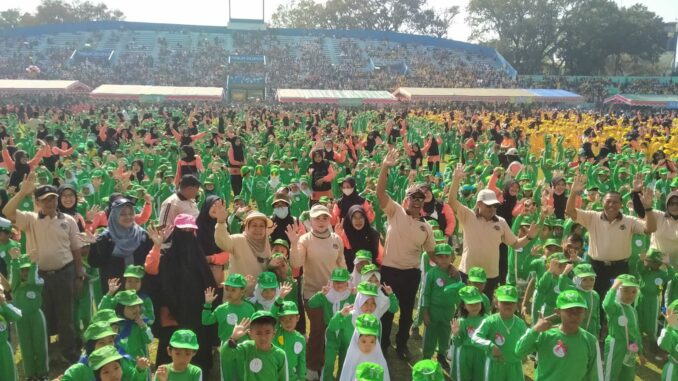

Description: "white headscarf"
325 286 352 316
249 285 280 311
338 329 390 381
359 272 391 318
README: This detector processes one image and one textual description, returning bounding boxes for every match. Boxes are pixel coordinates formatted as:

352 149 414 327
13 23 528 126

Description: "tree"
0 0 124 29
271 0 458 38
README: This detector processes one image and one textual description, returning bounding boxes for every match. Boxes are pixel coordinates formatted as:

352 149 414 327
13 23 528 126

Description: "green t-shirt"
274 328 306 381
156 364 202 381
202 300 256 342
223 340 288 381
471 313 528 364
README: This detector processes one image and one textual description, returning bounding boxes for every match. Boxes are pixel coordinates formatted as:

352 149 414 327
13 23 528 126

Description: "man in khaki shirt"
3 172 86 366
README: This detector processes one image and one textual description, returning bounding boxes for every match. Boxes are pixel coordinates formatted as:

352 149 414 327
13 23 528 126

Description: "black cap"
179 174 201 187
34 185 59 200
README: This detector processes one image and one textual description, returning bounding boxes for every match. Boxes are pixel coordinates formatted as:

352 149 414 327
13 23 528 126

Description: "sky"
3 0 678 42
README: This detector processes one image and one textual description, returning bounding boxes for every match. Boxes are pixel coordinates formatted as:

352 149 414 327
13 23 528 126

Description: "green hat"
83 321 117 341
547 252 569 264
224 273 247 288
434 243 453 256
89 345 122 371
17 254 33 269
458 285 484 305
544 238 562 249
495 285 519 303
355 250 373 262
115 290 143 306
573 264 596 278
250 310 277 325
427 219 440 228
433 230 445 242
357 281 379 297
645 248 663 262
360 263 379 276
318 196 331 204
330 268 350 282
92 309 124 326
272 239 290 250
668 299 678 312
617 274 639 288
671 177 678 188
257 271 279 289
468 267 487 283
278 301 300 316
123 265 145 279
170 329 199 350
355 362 384 381
556 290 588 310
412 359 444 381
355 313 380 336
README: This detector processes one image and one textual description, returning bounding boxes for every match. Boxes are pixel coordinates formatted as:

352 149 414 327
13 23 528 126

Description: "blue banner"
228 75 266 87
72 49 114 61
228 55 265 64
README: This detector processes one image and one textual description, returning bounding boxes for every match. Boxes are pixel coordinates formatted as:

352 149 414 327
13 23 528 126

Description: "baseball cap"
458 285 484 305
278 301 300 316
123 265 145 279
556 290 588 310
244 211 273 228
355 313 380 336
309 204 331 218
355 250 373 262
645 248 663 262
34 185 58 200
434 243 453 256
174 214 198 230
84 321 117 341
543 238 562 249
547 252 570 264
495 285 519 303
617 274 639 288
170 329 199 350
89 345 122 371
412 359 444 381
92 309 124 326
271 196 290 206
356 362 384 381
250 310 277 325
573 264 596 278
271 239 290 250
115 290 143 306
330 268 350 282
476 189 500 206
257 271 279 289
468 267 487 283
357 281 379 297
360 264 379 276
224 273 247 288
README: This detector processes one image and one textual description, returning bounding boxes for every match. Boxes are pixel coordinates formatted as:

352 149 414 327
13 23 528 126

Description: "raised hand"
321 281 331 295
334 218 344 236
453 163 465 182
632 173 644 192
639 186 654 209
214 203 229 223
136 357 151 370
231 318 251 341
155 365 168 381
340 304 353 317
267 222 278 237
279 282 293 299
8 247 21 260
86 205 101 222
245 274 256 289
107 278 121 295
147 224 165 246
570 174 586 194
19 172 37 196
285 222 301 245
382 283 393 296
204 287 218 304
533 312 557 333
382 148 399 168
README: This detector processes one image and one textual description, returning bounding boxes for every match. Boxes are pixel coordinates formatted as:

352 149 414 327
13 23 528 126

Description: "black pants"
40 262 77 362
461 271 500 302
230 174 242 196
498 243 509 286
590 259 628 325
380 266 420 349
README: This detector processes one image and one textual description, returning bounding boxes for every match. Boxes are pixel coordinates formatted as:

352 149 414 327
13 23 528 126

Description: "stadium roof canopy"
393 87 584 103
277 89 398 105
0 79 91 94
603 94 678 109
90 84 224 102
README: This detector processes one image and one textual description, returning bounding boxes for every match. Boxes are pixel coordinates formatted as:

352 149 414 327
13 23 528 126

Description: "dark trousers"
230 174 242 196
380 266 421 349
40 262 77 362
460 271 500 302
499 243 509 285
590 259 628 325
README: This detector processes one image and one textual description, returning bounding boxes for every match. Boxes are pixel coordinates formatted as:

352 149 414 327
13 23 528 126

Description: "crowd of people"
0 103 676 381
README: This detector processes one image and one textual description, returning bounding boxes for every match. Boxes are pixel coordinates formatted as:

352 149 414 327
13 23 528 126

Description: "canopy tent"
90 84 224 102
276 89 398 105
0 79 91 94
603 94 678 109
393 87 584 103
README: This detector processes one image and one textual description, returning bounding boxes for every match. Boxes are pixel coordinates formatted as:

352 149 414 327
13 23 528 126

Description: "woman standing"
228 136 246 195
335 205 381 272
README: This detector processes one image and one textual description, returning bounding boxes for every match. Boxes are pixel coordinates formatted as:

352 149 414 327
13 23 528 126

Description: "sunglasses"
410 196 425 202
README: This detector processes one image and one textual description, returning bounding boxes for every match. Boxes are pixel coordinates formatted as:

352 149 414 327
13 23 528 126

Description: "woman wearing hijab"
196 195 230 285
89 198 153 294
129 159 147 183
2 146 44 189
227 135 246 196
173 145 204 187
332 177 375 225
335 205 382 272
144 214 217 372
58 184 86 232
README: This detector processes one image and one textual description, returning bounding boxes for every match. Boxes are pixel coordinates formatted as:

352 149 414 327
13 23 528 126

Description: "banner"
228 55 266 64
227 75 266 88
71 49 114 64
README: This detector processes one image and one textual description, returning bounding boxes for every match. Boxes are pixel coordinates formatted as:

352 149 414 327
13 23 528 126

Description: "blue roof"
528 89 583 98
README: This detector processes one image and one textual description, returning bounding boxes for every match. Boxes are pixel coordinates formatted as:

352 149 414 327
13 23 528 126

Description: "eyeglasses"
410 196 425 202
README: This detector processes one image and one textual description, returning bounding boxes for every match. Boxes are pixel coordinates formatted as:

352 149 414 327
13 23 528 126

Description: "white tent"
0 79 91 94
277 89 397 105
91 84 224 102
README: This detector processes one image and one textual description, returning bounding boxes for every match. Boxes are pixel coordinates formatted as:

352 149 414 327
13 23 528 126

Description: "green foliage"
0 0 125 30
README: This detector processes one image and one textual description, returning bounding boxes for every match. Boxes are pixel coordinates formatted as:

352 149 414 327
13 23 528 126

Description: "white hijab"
360 272 391 318
338 329 390 381
326 286 352 316
249 285 280 311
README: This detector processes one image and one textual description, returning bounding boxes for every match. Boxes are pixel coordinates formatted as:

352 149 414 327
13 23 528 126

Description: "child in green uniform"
472 285 528 381
203 273 256 381
0 284 20 381
100 265 154 324
154 329 203 381
360 264 400 317
603 274 642 381
88 345 149 381
267 251 300 304
9 250 48 380
338 314 389 381
451 286 488 381
636 248 669 355
515 290 603 381
349 250 373 289
421 243 463 365
274 301 306 381
0 218 20 278
114 290 153 358
307 268 355 325
354 362 384 381
248 271 293 314
224 310 289 381
92 308 124 333
658 300 678 381
411 359 444 381
558 263 601 338
533 252 570 322
466 267 493 314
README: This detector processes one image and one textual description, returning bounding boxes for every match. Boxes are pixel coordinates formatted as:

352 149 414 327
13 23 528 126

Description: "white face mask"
273 207 289 219
342 188 354 196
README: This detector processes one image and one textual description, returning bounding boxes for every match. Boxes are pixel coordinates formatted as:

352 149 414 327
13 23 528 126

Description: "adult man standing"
377 148 436 359
3 171 85 367
448 163 538 299
566 173 656 301
158 174 200 236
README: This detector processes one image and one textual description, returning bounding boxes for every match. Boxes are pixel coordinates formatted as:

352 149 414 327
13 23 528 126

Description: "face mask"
342 188 354 196
273 207 289 219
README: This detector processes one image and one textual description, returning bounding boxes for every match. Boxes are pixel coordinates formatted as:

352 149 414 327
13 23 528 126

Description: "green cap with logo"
357 281 379 297
123 265 145 279
89 345 122 371
412 359 444 381
556 289 588 310
547 252 569 264
115 290 143 306
468 267 487 283
360 264 379 276
458 285 484 305
355 250 373 262
355 362 384 381
544 238 562 249
331 268 350 282
278 301 300 316
272 239 290 250
433 230 446 243
427 219 440 228
645 248 663 263
257 271 279 289
573 264 596 278
355 313 380 336
170 329 199 350
250 310 277 325
617 274 639 288
92 309 124 326
224 273 248 288
434 243 453 256
495 285 519 303
84 321 117 341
